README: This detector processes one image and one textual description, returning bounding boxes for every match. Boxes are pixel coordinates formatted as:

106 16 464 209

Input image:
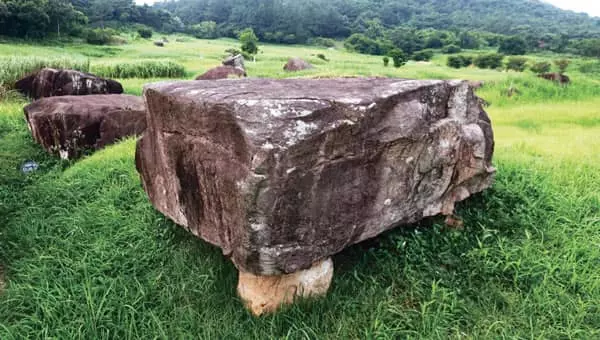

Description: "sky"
135 0 600 18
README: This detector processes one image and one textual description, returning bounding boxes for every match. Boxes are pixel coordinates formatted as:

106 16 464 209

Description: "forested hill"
156 0 600 40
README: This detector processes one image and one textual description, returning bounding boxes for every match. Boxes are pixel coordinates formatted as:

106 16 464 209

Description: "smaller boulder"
24 95 146 159
538 73 570 85
195 66 247 80
222 54 245 70
283 57 313 72
15 68 123 100
154 41 165 47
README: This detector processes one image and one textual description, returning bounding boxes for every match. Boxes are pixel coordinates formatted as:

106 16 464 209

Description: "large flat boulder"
136 78 495 276
15 68 123 100
25 95 146 159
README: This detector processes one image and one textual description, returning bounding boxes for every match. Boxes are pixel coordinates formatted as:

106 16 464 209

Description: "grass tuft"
92 61 186 79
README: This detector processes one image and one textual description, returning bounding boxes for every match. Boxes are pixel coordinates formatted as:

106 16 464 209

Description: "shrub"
344 33 391 55
388 49 407 68
442 44 462 54
137 27 153 39
530 61 551 74
311 37 336 48
92 61 186 79
86 28 118 45
506 56 528 72
411 49 434 61
383 56 390 67
0 56 90 88
578 61 600 74
499 36 527 55
316 54 329 61
447 55 473 68
554 59 570 74
474 53 504 69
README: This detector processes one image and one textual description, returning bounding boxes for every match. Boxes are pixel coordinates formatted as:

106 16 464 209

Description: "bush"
344 33 390 56
578 61 600 74
474 53 504 69
554 59 570 74
447 55 473 68
506 56 528 72
388 49 407 68
137 27 153 39
411 49 434 61
499 36 527 55
86 28 118 45
442 44 462 54
316 54 329 61
530 61 551 74
383 56 389 67
92 61 186 79
311 37 336 48
0 56 90 88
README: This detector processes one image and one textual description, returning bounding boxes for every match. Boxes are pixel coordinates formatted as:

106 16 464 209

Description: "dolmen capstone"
283 57 313 71
15 68 123 100
24 95 146 159
195 65 247 80
135 78 495 315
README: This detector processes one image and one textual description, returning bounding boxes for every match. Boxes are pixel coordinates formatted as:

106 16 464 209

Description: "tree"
239 28 259 57
499 36 527 55
388 49 407 68
191 21 218 39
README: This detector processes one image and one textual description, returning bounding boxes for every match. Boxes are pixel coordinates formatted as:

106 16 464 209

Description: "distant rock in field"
223 54 245 70
283 57 313 72
136 77 495 314
24 95 146 160
468 80 484 89
195 66 246 80
538 72 570 85
154 41 165 47
15 68 123 100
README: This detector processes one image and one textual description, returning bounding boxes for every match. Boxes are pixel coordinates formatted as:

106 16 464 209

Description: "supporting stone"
237 258 334 316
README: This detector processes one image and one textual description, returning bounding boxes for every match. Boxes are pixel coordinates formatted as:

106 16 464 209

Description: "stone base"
237 258 334 316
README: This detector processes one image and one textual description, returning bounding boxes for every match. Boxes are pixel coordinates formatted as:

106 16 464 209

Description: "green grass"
0 56 90 87
0 36 599 338
92 61 186 79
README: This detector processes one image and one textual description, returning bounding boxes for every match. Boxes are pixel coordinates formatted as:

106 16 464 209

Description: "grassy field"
0 36 599 339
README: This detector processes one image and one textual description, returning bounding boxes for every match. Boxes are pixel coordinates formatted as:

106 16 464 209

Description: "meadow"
0 36 598 339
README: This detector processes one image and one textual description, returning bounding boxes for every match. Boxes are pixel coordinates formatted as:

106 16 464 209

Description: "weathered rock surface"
15 68 123 100
283 58 313 72
223 54 246 70
25 95 146 159
195 66 247 80
238 258 333 316
136 78 495 276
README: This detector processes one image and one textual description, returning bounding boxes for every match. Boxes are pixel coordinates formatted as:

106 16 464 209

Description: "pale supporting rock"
237 258 334 316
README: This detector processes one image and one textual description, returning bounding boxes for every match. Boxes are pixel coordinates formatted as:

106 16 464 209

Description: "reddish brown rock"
15 68 123 100
283 58 313 72
538 72 570 85
136 78 495 276
195 66 246 80
24 95 146 159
